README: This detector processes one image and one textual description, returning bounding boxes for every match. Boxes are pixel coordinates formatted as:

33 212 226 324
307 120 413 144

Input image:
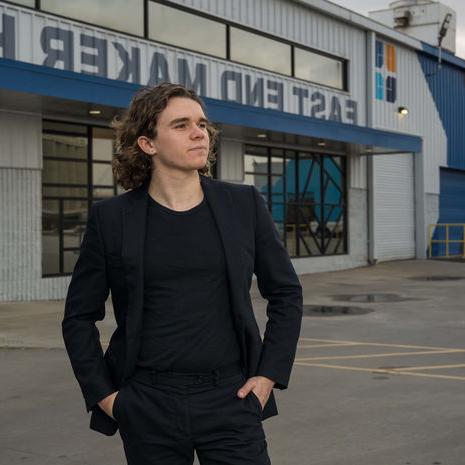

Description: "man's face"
151 96 210 173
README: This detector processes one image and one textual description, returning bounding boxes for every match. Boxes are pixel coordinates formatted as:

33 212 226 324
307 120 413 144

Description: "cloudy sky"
329 0 465 59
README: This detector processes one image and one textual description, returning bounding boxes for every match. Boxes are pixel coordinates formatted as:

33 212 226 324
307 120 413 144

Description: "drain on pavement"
331 293 411 303
302 305 374 317
409 276 465 281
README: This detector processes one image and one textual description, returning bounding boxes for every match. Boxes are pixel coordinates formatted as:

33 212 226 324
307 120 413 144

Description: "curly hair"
111 82 219 190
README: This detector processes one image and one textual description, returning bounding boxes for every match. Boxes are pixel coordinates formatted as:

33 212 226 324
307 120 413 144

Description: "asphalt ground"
1 258 465 465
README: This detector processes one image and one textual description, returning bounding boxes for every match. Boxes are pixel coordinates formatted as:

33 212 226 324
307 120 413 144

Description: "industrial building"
0 0 464 301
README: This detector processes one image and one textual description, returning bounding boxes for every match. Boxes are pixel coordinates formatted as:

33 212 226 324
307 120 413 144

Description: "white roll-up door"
373 153 416 261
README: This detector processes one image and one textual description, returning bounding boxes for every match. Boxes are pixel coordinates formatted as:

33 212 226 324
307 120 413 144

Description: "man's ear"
137 136 156 155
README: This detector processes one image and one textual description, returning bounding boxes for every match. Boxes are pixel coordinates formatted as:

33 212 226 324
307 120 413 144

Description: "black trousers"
112 360 272 465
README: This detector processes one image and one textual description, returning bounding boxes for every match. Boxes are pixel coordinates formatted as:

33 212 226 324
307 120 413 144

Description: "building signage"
0 5 358 124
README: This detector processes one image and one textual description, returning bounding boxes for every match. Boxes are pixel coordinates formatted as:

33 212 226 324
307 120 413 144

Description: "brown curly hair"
111 82 219 190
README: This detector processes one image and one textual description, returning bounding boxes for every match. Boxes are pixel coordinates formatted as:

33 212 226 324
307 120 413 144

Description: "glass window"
244 145 347 258
294 47 344 90
93 162 114 185
43 159 88 185
42 199 60 275
42 186 88 198
375 72 384 101
42 120 119 277
230 27 291 75
92 127 114 161
386 44 396 72
43 134 87 160
386 76 397 103
11 0 34 6
149 2 226 58
376 40 384 68
244 153 268 174
43 121 87 135
41 0 143 36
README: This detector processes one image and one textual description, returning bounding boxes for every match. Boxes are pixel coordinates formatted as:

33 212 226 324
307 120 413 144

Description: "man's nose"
191 125 206 138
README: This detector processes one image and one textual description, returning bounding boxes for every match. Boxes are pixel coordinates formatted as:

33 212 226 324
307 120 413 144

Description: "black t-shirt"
135 190 242 372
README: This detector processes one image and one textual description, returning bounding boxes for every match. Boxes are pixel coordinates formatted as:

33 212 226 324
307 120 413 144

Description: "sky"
329 0 465 59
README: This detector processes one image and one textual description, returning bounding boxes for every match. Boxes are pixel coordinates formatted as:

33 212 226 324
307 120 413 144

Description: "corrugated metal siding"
373 38 447 195
418 53 465 172
439 168 465 222
373 153 416 260
431 168 465 257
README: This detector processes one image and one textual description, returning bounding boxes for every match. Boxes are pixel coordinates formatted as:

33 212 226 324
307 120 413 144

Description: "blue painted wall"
418 47 465 171
419 46 465 257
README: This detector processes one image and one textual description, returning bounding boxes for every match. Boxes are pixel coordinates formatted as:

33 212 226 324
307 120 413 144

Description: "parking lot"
1 258 465 465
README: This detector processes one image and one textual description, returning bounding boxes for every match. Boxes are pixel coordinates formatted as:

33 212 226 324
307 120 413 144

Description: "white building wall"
373 38 447 196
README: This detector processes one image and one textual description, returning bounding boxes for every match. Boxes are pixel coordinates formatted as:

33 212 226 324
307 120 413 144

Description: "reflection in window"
11 0 34 7
42 120 117 277
244 145 347 258
149 2 226 58
41 0 143 35
294 47 345 90
230 27 291 75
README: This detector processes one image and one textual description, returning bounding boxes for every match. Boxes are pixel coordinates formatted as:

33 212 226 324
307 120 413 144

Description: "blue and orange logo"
375 40 397 103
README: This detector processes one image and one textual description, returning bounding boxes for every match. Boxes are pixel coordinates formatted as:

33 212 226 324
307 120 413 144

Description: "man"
62 82 303 465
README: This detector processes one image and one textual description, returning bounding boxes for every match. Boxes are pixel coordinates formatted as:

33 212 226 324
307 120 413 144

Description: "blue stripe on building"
0 57 422 153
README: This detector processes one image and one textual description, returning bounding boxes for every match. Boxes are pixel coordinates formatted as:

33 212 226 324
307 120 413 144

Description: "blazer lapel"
120 174 247 378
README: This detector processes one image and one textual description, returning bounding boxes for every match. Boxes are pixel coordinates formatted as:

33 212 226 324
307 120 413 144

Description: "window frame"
42 119 117 278
9 0 350 92
244 144 348 258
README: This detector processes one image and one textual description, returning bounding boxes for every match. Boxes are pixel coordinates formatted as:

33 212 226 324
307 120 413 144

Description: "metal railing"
428 223 465 259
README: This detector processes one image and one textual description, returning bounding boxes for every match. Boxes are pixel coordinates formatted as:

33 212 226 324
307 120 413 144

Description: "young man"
62 82 303 465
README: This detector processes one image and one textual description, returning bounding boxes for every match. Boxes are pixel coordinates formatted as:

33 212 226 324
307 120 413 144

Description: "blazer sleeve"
61 202 115 413
250 185 303 390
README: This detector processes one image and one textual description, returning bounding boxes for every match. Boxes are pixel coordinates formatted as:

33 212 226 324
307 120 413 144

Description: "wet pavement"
1 258 465 465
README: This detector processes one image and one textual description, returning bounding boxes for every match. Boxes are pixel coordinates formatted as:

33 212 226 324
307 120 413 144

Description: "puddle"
410 276 465 281
331 293 412 303
302 305 374 317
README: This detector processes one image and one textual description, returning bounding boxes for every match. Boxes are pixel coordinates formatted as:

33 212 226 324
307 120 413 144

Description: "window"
376 40 384 68
244 145 347 257
42 121 121 277
41 0 143 35
375 72 384 100
294 47 345 90
230 27 292 75
10 0 34 6
149 2 226 58
386 76 397 103
386 44 396 72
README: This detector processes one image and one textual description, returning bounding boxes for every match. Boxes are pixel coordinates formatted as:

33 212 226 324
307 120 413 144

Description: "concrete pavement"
1 258 465 465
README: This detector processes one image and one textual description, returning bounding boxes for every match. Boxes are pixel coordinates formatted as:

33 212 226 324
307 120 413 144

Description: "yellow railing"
428 223 465 258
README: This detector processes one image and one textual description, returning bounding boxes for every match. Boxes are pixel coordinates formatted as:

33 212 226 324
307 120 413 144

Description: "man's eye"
175 124 186 128
199 122 208 129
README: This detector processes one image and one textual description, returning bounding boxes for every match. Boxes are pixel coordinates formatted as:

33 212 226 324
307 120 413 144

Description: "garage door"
373 153 416 261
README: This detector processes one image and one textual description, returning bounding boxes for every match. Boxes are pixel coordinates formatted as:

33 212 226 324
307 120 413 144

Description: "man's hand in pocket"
98 391 119 420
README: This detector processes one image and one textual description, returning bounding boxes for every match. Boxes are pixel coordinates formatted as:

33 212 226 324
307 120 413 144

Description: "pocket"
249 390 263 413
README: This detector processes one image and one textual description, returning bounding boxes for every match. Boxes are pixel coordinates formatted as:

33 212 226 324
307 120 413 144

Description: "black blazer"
62 173 303 436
